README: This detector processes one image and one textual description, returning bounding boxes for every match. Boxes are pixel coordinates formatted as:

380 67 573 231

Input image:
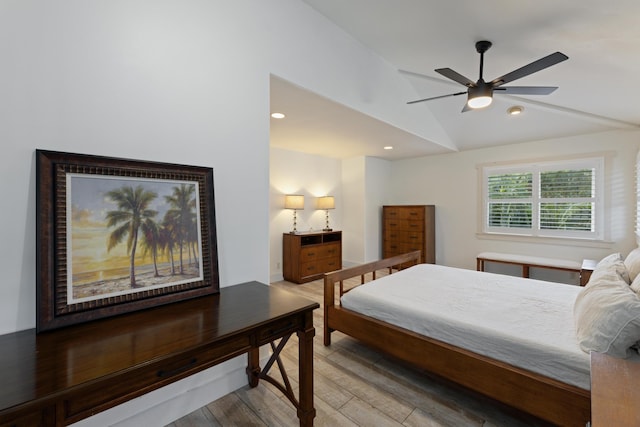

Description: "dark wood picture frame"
36 150 219 332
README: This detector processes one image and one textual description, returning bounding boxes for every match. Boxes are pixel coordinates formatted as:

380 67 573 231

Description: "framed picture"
36 150 219 332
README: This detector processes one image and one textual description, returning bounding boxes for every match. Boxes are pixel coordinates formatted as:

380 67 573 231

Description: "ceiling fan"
407 41 568 112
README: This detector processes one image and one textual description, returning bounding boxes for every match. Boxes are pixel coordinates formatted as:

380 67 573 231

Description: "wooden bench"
477 252 583 284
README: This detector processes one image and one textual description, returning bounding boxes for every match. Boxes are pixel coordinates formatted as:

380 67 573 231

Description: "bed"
323 251 616 426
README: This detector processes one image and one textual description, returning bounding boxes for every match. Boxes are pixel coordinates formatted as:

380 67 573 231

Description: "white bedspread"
340 263 590 390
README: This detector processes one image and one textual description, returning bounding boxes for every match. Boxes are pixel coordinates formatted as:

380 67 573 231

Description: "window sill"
476 232 614 249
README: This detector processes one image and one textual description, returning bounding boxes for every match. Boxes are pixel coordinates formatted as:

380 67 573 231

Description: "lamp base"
322 228 333 232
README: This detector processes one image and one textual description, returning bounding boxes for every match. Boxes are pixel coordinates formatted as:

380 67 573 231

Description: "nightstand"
580 259 598 286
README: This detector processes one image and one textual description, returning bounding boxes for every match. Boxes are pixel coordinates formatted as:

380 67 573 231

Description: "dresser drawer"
320 257 341 273
384 241 423 256
61 335 250 423
299 245 321 262
317 242 340 259
383 241 402 256
384 229 424 244
384 206 425 220
257 316 302 344
385 219 424 232
300 261 322 278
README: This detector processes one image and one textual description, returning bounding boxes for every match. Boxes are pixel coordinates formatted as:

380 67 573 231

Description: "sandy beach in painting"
72 264 201 299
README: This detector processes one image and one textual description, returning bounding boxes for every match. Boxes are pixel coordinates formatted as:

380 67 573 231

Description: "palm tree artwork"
69 176 203 302
105 185 158 288
164 184 197 275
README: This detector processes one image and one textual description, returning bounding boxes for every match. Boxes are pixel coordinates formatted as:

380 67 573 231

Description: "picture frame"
36 150 219 332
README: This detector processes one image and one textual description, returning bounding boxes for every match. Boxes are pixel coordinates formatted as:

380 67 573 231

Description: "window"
481 157 604 240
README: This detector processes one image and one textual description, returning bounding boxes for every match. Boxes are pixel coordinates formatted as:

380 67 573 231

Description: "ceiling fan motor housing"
469 80 492 97
475 40 492 54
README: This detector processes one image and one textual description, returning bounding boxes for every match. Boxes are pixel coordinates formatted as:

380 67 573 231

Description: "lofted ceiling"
270 0 640 160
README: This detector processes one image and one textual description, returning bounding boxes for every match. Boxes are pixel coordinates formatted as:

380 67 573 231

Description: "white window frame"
481 157 604 240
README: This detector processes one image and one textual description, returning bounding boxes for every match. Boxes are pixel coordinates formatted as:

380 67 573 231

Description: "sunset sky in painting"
67 174 200 285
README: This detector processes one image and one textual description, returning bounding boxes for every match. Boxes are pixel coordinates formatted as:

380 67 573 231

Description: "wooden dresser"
283 231 342 284
383 205 435 264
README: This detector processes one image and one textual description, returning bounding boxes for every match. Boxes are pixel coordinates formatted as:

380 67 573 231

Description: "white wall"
389 129 640 270
341 156 393 264
341 157 366 265
364 157 392 261
0 1 427 425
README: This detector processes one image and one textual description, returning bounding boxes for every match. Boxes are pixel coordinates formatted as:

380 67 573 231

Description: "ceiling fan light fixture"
467 82 493 109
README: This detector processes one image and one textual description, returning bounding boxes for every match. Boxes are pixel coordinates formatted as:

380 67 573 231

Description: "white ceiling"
270 0 640 160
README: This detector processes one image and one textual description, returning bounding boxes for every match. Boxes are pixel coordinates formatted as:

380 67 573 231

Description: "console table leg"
297 312 316 426
247 347 260 388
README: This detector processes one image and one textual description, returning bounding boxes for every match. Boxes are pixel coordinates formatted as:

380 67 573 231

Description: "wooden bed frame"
323 251 591 427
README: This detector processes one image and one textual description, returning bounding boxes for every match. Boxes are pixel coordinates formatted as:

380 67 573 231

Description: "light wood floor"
167 276 550 427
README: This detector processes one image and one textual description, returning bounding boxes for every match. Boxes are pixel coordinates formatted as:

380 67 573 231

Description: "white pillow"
631 274 640 294
574 255 640 358
625 247 640 283
590 253 630 285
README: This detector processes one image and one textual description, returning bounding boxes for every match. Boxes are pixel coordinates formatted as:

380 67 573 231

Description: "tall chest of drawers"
283 231 342 284
382 205 435 264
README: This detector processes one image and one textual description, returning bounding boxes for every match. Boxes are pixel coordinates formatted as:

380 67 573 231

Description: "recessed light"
271 112 285 119
384 146 393 150
507 106 524 115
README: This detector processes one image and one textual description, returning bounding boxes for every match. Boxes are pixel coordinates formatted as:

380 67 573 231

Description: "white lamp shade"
284 194 304 210
316 196 335 210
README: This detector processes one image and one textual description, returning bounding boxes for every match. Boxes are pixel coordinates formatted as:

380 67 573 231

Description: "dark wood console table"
0 281 319 426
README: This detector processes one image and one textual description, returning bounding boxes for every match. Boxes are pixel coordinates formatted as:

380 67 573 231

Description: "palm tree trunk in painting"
129 227 138 287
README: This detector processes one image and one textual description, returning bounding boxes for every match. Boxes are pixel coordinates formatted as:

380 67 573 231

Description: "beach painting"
67 174 204 305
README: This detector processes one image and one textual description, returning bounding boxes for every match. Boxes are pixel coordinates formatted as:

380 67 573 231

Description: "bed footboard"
323 251 420 346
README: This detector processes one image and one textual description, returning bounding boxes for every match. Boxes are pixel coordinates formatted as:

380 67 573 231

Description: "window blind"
539 169 595 232
487 172 532 228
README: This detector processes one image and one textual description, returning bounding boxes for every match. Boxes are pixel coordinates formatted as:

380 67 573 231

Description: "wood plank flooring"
167 275 552 427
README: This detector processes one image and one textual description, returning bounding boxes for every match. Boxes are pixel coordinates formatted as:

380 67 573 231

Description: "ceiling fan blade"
490 52 568 87
435 68 476 87
407 91 467 104
461 103 472 113
495 86 558 95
